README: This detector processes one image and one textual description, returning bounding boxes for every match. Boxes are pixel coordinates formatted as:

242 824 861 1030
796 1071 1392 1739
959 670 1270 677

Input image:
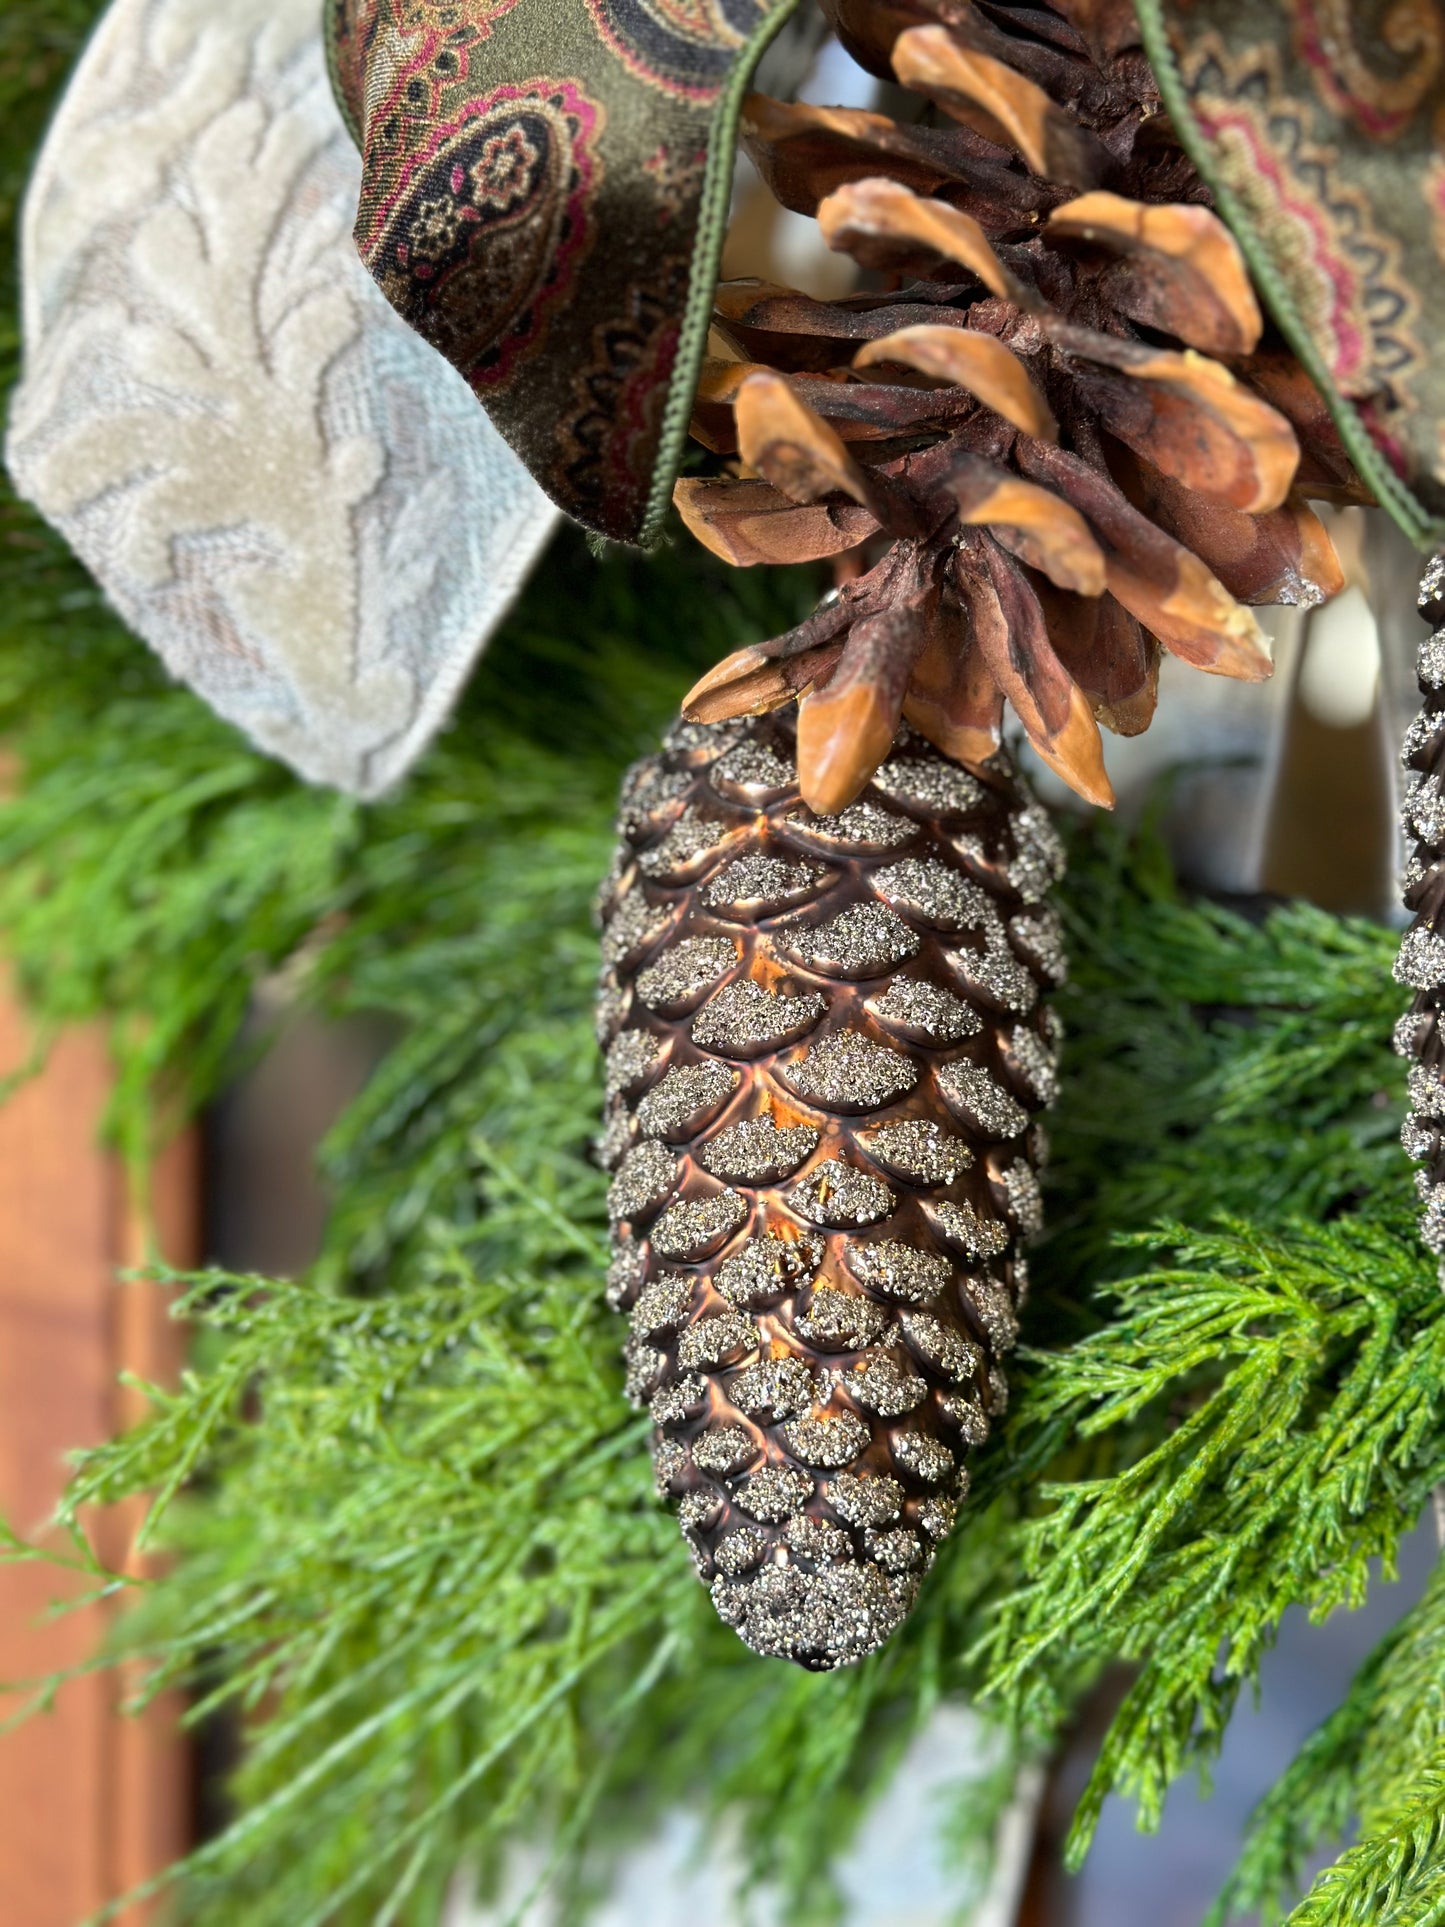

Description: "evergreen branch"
980 1218 1445 1863
1283 1770 1445 1927
1354 1542 1445 1836
1209 1538 1445 1924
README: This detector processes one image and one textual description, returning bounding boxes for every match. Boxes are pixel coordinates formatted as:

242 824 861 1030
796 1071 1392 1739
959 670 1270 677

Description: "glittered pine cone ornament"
675 0 1365 812
1395 555 1445 1252
596 710 1061 1668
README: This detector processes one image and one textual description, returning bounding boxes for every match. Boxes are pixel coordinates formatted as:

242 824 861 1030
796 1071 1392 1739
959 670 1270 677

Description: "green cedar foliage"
5 6 1445 1925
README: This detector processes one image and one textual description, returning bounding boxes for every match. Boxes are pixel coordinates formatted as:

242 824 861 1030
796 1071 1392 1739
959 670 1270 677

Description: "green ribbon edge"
1133 0 1445 552
323 2 358 148
637 0 802 550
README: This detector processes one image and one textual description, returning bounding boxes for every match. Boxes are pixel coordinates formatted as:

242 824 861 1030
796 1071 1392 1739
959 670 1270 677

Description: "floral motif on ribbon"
1159 0 1445 512
1186 36 1421 400
331 0 521 142
1289 0 1443 141
329 0 799 539
362 78 603 392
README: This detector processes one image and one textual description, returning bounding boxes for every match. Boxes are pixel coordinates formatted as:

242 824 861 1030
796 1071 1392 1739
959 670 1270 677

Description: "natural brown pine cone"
675 0 1363 814
596 710 1061 1668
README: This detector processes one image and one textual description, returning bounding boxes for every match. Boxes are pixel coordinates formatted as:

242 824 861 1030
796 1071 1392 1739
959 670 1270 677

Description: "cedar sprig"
981 1216 1445 1866
0 420 1432 1918
1280 1770 1445 1927
1209 1555 1445 1924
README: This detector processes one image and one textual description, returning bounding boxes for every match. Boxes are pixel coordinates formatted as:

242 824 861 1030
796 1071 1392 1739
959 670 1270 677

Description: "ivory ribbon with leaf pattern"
7 0 558 798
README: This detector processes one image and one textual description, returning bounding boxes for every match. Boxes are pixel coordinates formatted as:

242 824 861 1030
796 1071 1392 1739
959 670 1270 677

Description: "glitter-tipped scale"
596 709 1062 1670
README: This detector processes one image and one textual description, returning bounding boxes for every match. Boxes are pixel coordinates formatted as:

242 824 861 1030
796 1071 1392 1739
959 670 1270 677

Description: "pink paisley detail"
653 0 733 31
1196 101 1370 389
377 34 445 121
469 82 601 390
358 32 450 232
367 79 599 256
1289 0 1442 141
1290 1 1416 138
583 0 762 104
355 2 523 189
588 22 723 103
399 0 519 22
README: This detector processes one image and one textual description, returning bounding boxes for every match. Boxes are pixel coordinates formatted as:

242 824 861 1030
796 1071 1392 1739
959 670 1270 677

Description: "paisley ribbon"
326 0 800 545
1135 0 1445 548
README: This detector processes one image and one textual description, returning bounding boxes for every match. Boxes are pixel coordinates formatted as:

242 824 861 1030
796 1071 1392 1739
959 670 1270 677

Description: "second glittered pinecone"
596 709 1062 1669
1394 553 1445 1250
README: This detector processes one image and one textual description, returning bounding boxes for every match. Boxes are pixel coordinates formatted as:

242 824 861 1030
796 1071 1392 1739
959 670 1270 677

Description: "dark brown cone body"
1394 554 1445 1251
595 710 1064 1668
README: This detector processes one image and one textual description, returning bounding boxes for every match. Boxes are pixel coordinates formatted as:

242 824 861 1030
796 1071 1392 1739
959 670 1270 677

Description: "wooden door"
0 992 194 1926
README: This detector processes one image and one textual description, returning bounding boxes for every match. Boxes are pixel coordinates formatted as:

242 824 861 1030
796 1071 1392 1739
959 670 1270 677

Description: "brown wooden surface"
0 993 194 1927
